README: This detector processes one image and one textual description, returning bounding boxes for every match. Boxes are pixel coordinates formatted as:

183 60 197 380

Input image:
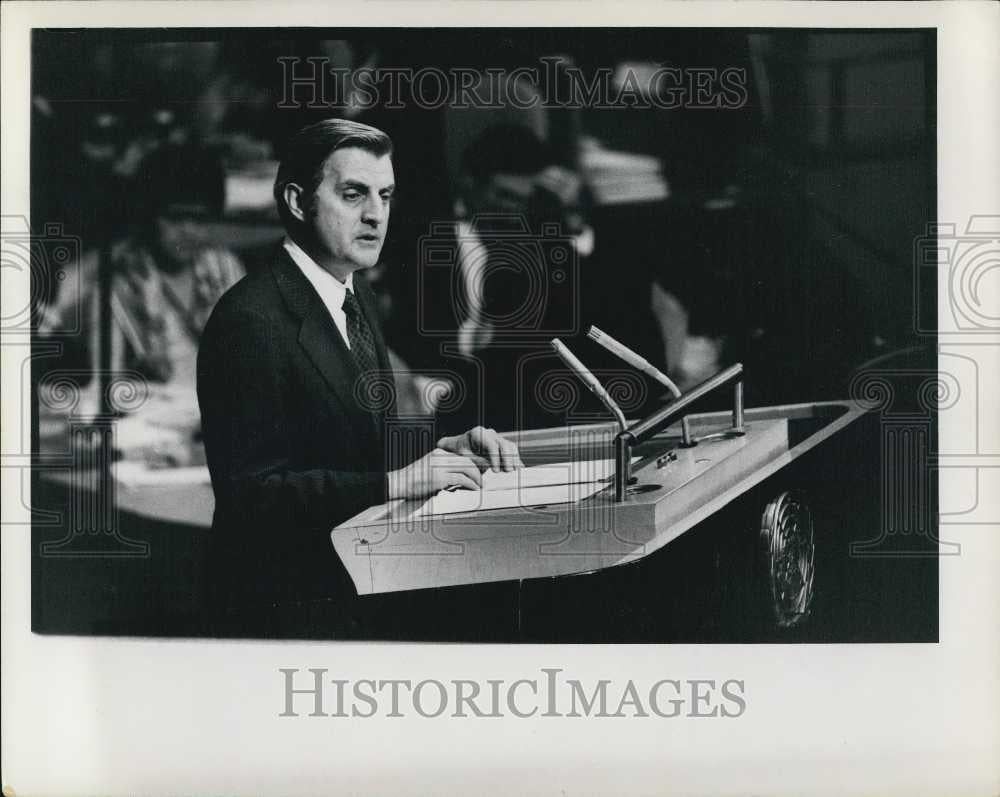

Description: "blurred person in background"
451 124 591 361
37 142 246 468
39 142 245 388
398 124 664 433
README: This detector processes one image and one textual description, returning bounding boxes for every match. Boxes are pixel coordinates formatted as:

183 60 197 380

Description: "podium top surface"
333 400 866 595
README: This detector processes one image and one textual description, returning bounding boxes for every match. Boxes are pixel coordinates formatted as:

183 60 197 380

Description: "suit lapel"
298 305 363 414
271 246 391 422
272 247 361 415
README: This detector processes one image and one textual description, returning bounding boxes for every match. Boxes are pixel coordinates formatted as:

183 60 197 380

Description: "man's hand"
387 448 484 500
437 426 524 473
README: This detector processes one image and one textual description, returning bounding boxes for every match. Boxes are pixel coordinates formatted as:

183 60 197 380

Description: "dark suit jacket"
197 246 394 612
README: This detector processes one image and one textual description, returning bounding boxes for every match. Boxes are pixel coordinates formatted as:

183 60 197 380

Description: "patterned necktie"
342 288 379 376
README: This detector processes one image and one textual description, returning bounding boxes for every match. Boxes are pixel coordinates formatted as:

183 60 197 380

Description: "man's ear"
283 183 308 223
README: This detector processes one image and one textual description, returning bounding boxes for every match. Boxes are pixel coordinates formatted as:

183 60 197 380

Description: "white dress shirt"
283 237 354 350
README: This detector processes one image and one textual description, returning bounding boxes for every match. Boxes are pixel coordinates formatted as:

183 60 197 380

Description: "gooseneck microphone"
550 338 628 432
587 326 682 399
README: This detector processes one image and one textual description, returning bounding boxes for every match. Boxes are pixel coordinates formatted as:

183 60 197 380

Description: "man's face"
306 147 394 277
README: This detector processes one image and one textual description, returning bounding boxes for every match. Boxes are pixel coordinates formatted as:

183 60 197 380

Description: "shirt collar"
283 237 354 303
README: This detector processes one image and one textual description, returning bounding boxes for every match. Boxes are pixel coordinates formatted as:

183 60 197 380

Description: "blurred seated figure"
38 143 245 466
452 124 591 360
40 142 245 386
399 124 664 433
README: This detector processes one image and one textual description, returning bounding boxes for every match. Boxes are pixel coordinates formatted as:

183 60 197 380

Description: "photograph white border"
2 2 998 794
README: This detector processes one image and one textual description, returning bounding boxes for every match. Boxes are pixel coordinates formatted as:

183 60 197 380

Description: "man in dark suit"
197 119 522 616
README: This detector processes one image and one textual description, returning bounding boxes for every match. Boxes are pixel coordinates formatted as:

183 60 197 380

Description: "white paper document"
412 458 632 517
480 458 619 490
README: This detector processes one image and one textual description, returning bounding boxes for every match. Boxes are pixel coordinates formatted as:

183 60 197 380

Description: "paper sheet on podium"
411 458 627 517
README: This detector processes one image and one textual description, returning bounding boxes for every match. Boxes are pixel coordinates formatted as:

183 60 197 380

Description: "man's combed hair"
273 118 394 226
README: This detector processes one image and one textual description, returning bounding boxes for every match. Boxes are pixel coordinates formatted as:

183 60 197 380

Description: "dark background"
32 27 936 401
29 28 937 640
